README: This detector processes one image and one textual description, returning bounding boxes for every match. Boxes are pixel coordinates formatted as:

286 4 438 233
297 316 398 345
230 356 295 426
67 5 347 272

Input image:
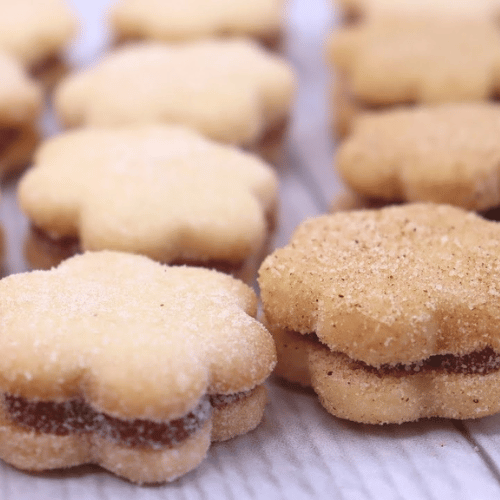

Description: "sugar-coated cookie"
336 103 500 211
0 251 276 483
110 0 284 49
18 125 278 283
328 18 500 110
54 40 295 161
0 52 42 177
259 203 500 424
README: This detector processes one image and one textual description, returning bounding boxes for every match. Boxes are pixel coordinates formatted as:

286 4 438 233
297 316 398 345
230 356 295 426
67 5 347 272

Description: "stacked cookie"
258 203 500 424
0 1 75 178
326 0 500 214
0 0 76 184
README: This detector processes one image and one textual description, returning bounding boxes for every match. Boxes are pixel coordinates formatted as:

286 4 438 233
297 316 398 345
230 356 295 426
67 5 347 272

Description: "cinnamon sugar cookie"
18 125 278 283
0 250 276 483
110 0 284 49
0 52 42 177
336 103 500 211
259 203 500 424
54 40 295 162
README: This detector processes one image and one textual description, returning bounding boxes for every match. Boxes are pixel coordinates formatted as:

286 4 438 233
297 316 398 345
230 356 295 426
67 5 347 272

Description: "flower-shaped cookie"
18 125 278 282
259 203 500 423
336 102 500 211
110 0 283 47
328 17 500 105
0 251 276 483
54 39 295 149
0 51 41 176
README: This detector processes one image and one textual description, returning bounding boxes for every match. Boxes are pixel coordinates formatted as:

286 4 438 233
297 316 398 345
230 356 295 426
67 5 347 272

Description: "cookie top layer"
328 17 500 104
54 40 295 146
337 103 500 211
0 0 76 66
0 52 41 125
18 125 278 263
258 203 500 366
0 251 276 420
338 0 500 22
110 0 283 43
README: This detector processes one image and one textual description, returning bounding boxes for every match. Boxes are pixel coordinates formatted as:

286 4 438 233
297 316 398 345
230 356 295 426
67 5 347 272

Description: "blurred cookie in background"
326 17 500 137
109 0 285 50
54 39 295 164
335 103 500 212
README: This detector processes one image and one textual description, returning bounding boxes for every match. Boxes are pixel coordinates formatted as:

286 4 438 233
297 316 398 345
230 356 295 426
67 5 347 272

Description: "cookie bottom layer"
211 384 267 442
0 407 212 484
0 385 267 483
269 325 500 424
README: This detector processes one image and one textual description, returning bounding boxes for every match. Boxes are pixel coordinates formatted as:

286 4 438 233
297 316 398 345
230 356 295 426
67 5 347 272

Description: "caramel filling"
350 347 500 377
4 391 249 449
30 225 81 259
210 390 250 409
5 395 211 448
29 54 63 80
0 128 21 157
